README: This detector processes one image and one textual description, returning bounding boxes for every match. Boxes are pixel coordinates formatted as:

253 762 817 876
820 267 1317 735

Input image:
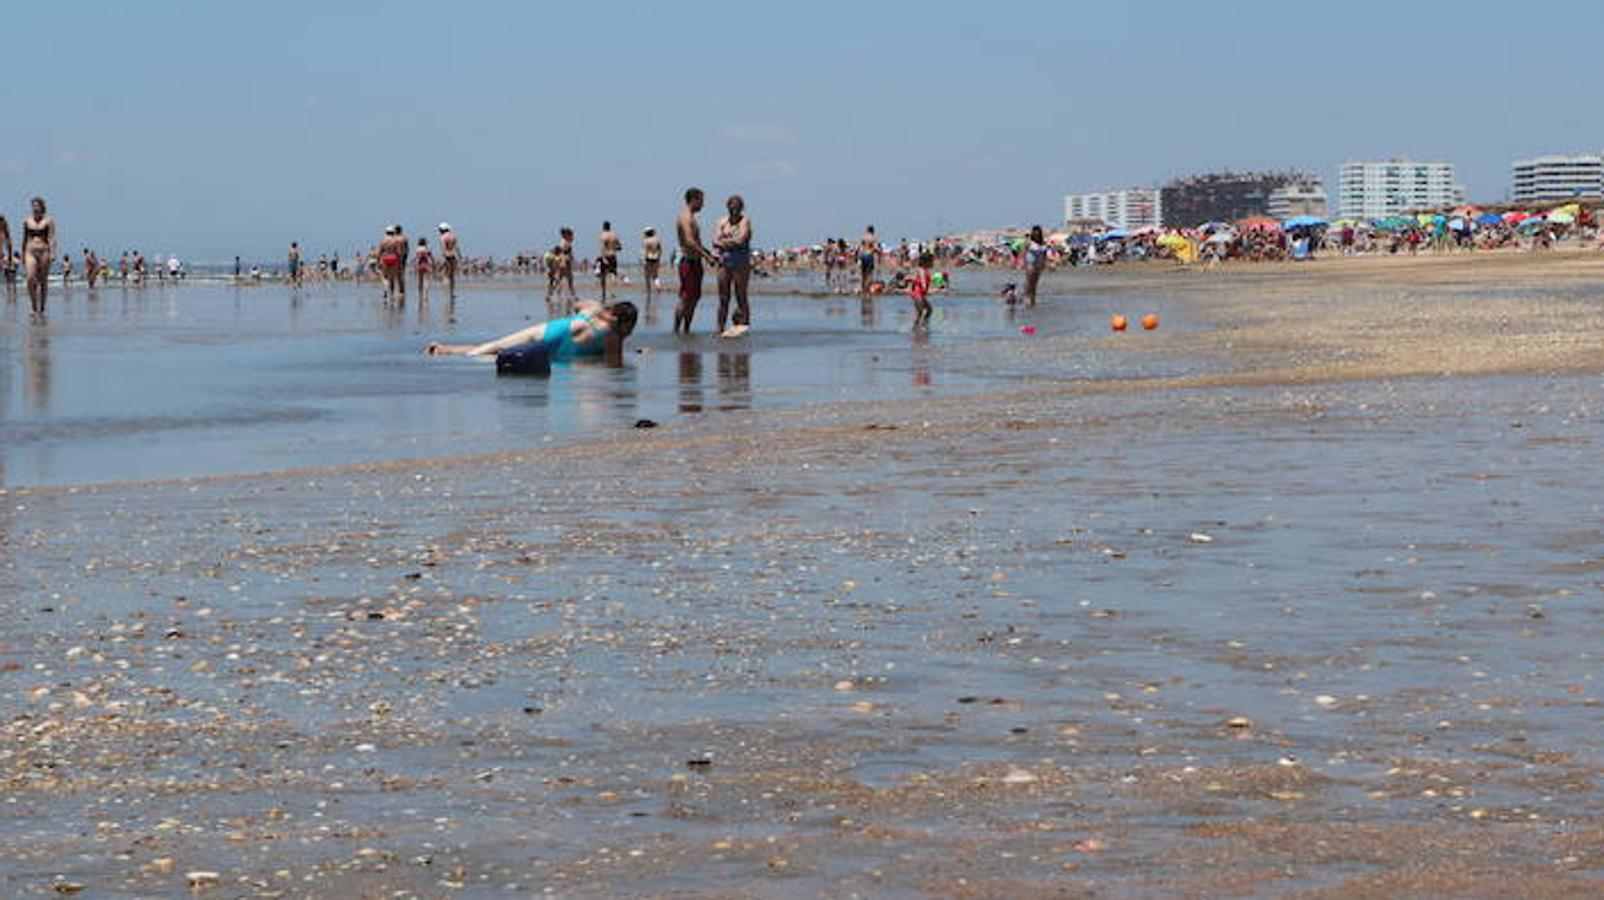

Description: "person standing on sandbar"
674 187 717 334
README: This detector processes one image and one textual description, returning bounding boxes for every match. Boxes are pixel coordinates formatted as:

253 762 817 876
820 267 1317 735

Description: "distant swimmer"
60 252 72 286
288 241 302 286
1023 225 1048 308
713 194 753 335
674 187 718 334
83 248 99 287
858 225 878 294
438 223 459 300
22 197 56 313
414 236 433 300
598 220 622 301
426 300 638 367
641 227 663 305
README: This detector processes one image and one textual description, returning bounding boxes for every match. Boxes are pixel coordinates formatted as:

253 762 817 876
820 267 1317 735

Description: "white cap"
438 222 451 232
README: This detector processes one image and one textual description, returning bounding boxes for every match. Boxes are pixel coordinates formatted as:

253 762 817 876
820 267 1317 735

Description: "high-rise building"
1266 181 1329 219
1510 154 1603 204
1158 172 1314 227
1063 188 1162 231
1338 160 1464 219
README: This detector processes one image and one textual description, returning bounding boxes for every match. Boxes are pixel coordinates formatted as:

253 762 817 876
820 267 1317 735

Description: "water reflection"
716 352 750 410
678 351 703 413
23 320 51 415
910 329 933 387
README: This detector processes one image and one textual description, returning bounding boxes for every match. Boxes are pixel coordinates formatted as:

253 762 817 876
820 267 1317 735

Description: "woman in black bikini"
22 198 56 314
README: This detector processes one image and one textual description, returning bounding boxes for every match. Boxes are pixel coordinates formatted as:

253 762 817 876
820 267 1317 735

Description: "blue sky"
4 0 1600 260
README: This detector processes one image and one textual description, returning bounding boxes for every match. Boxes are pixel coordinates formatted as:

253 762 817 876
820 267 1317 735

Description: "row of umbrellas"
1074 202 1589 244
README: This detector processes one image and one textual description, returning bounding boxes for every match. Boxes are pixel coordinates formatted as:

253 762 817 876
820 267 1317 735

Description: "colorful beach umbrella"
1282 215 1327 229
1237 216 1280 231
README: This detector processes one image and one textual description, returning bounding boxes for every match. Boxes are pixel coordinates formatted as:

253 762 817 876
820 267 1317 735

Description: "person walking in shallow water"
858 225 879 294
641 227 663 305
438 223 459 301
1023 224 1048 308
379 225 407 304
414 236 434 301
22 197 57 314
597 220 622 301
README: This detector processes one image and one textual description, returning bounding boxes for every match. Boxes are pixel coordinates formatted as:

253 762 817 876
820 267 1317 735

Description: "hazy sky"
5 0 1601 260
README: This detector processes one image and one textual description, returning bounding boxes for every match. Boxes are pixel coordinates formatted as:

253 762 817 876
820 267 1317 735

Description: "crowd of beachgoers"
9 200 1600 307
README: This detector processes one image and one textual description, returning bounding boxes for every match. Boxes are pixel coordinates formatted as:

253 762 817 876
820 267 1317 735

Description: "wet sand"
3 251 1604 896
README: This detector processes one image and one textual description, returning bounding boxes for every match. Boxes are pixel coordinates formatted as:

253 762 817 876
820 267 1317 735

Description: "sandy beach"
3 251 1603 896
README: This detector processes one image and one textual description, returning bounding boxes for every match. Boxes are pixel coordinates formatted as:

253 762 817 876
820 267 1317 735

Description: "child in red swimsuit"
908 251 934 327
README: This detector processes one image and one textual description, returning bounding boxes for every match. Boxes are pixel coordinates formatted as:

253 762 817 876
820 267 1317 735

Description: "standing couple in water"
674 187 752 337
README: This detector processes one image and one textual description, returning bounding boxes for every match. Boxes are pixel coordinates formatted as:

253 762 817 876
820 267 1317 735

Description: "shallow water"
0 275 1191 487
4 271 1600 895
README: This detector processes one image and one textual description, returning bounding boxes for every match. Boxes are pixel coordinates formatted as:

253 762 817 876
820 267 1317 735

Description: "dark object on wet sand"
686 758 712 771
495 343 551 377
634 419 658 429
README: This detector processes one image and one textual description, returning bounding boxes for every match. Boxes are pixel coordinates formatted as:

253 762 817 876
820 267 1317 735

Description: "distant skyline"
4 0 1601 259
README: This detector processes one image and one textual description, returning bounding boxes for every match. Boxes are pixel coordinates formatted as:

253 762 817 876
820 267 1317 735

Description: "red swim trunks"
678 258 703 304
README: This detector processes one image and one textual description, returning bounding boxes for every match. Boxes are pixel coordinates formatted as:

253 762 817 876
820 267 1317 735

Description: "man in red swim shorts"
674 187 717 335
379 224 408 305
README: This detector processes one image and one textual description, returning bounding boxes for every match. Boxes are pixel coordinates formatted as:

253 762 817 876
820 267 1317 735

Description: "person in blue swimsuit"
425 300 638 365
713 194 753 335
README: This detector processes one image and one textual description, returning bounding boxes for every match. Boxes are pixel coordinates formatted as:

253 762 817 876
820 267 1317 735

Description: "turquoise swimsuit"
537 313 609 360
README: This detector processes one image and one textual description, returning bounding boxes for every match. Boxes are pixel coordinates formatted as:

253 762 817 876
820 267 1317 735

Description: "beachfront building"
1266 181 1329 219
1510 154 1604 204
1063 188 1162 231
1158 172 1315 227
1338 160 1464 219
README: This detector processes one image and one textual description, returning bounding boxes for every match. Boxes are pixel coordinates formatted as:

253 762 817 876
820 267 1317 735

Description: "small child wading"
908 252 934 327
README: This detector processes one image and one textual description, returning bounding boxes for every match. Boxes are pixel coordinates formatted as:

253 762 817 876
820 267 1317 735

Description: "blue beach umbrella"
1097 228 1129 241
1475 213 1503 226
1282 215 1327 229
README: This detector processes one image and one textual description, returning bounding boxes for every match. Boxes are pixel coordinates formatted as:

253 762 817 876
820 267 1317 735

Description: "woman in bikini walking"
22 197 57 314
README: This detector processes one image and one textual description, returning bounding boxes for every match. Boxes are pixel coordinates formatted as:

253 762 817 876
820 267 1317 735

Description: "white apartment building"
1338 160 1464 219
1064 188 1162 230
1511 154 1603 204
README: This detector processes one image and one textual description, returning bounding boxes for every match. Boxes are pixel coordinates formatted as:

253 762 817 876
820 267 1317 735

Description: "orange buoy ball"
1110 314 1128 332
1141 314 1159 331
